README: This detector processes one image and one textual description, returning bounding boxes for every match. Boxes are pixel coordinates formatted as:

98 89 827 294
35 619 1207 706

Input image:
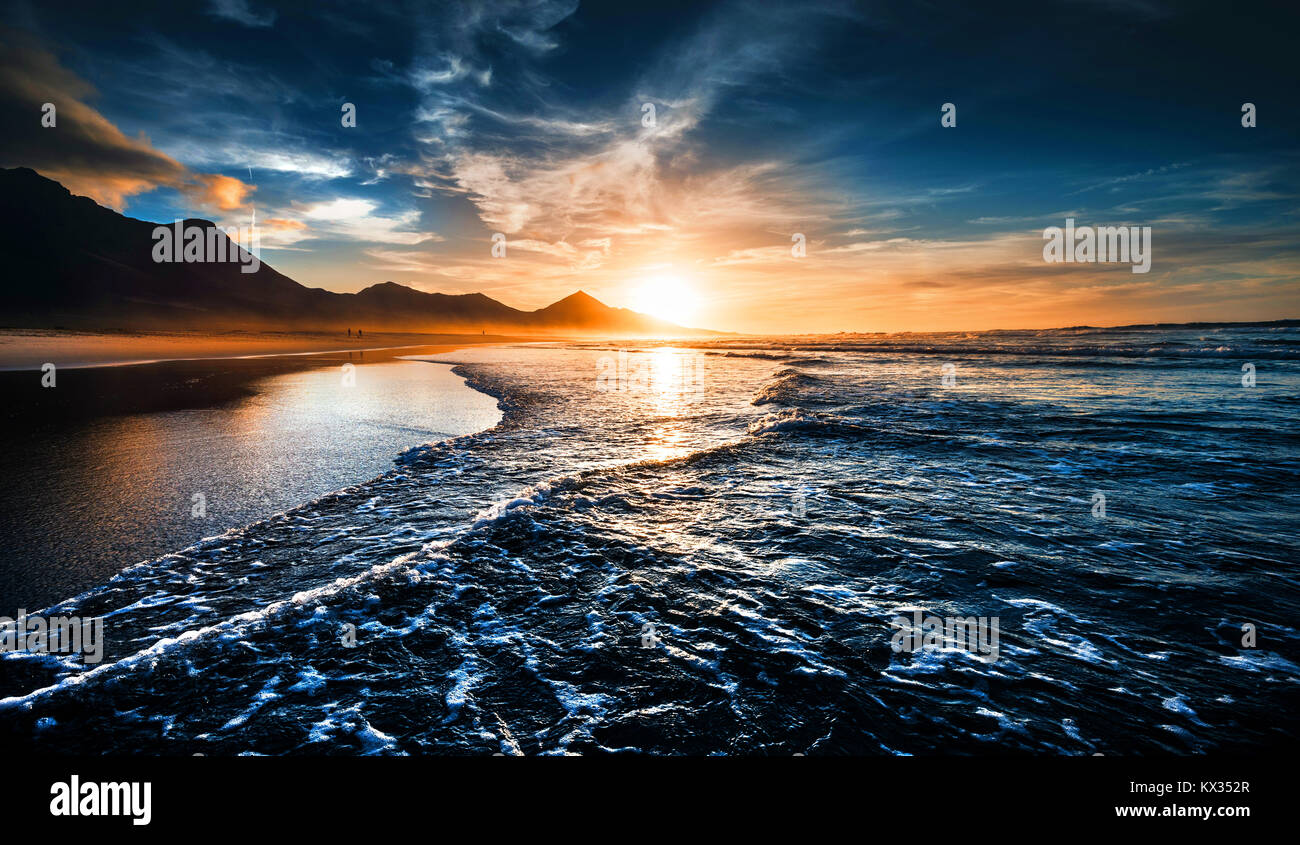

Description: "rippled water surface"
3 325 1297 754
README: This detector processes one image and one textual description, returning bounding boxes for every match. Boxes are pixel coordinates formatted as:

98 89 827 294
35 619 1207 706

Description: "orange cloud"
0 33 252 213
184 173 255 212
264 217 307 230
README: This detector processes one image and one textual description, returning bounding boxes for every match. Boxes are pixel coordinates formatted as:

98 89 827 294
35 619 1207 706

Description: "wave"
747 408 863 436
717 342 1300 361
752 369 825 406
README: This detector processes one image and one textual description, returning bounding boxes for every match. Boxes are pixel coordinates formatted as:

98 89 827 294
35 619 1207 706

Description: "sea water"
1 324 1296 754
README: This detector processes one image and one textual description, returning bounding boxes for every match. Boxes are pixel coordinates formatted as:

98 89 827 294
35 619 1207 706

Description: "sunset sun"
631 275 700 325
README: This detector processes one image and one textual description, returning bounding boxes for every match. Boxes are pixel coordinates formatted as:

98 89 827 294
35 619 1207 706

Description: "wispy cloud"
206 0 276 29
294 197 438 245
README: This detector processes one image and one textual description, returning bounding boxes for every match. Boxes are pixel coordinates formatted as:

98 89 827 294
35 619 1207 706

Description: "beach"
0 328 526 371
0 329 524 423
3 326 1296 753
0 331 513 617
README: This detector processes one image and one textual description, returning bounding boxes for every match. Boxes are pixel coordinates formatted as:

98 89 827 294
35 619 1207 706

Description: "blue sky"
1 0 1296 331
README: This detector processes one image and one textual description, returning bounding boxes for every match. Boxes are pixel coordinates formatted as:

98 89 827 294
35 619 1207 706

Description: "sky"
0 0 1297 333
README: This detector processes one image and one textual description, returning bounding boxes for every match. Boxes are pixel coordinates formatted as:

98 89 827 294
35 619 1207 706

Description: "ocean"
2 324 1297 754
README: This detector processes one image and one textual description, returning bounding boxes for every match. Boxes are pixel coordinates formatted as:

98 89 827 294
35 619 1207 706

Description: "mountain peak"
2 166 49 182
1 166 73 198
557 290 602 305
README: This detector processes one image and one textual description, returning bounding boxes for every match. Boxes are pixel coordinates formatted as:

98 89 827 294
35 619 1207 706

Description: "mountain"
0 167 713 336
530 290 687 334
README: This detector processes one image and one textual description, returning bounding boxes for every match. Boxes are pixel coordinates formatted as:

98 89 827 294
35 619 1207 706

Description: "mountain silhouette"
0 168 713 335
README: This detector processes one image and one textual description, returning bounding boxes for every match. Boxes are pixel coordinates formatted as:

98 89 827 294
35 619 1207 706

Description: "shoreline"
0 328 531 371
0 353 505 619
0 342 475 372
0 333 524 425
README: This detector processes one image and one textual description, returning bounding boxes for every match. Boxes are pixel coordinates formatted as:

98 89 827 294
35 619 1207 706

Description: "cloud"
184 172 255 211
0 36 255 211
304 198 380 221
206 0 276 28
3 0 1289 331
363 247 449 275
405 0 862 285
0 37 188 207
264 217 307 230
506 237 610 270
294 197 439 245
177 145 353 180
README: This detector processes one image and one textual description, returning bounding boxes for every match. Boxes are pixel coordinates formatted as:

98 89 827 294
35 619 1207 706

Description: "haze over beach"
0 0 1297 810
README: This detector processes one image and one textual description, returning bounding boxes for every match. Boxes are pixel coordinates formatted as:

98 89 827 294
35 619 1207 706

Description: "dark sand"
0 332 526 425
0 331 524 617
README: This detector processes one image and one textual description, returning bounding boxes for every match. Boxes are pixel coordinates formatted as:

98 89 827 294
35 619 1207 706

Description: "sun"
630 275 700 324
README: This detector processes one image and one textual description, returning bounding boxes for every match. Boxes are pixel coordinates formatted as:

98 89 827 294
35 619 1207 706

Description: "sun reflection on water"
644 347 703 461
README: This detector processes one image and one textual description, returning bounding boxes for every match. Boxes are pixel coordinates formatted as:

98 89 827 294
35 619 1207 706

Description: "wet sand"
0 332 516 617
0 331 526 424
0 328 526 371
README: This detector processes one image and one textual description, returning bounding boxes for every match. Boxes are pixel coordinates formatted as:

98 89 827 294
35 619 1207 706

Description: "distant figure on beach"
358 329 363 338
347 328 351 337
